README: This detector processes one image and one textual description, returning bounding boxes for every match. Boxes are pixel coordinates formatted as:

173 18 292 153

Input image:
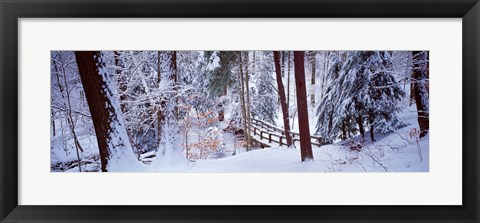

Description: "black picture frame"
1 0 479 222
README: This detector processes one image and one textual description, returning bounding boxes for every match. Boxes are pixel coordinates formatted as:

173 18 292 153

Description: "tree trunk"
327 112 333 141
320 51 329 100
287 51 291 108
157 51 164 146
51 108 56 136
369 113 375 142
357 115 365 139
171 51 179 119
252 51 256 74
409 75 415 106
273 51 293 147
245 53 252 149
310 51 316 105
341 121 347 140
218 85 227 121
412 51 429 138
294 51 314 161
75 51 135 172
113 51 128 114
239 52 249 151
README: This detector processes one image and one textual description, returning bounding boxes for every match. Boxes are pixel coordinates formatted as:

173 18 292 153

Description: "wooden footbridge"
248 118 323 148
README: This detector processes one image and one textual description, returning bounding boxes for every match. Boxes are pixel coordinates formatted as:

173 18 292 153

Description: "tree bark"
273 51 293 147
113 51 128 114
369 113 375 142
245 52 252 149
293 51 314 161
171 51 179 119
310 51 316 105
320 51 329 100
75 51 134 172
157 51 164 146
287 51 291 108
409 75 415 106
357 115 365 139
218 85 227 121
412 51 429 138
51 108 56 136
239 52 250 151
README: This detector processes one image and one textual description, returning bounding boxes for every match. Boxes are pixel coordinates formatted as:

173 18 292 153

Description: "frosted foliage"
316 51 406 141
206 51 220 71
50 51 98 168
113 51 157 155
252 52 278 124
228 70 245 127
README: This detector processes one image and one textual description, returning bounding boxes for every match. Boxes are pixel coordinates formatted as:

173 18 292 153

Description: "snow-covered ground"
53 105 428 172
153 113 428 172
51 92 429 173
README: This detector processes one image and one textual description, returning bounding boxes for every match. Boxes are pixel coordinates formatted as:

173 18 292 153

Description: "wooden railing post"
279 136 283 146
269 134 272 143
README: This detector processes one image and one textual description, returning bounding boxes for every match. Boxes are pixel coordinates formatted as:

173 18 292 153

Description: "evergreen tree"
204 51 238 121
251 52 278 124
316 51 405 142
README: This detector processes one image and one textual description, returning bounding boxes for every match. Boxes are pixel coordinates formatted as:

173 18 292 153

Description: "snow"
172 106 427 173
53 105 428 173
206 51 220 71
51 50 429 173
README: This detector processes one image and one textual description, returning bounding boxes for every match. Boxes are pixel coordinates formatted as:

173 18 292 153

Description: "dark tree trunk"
341 121 347 140
328 112 333 141
287 51 291 108
369 113 375 142
310 51 316 105
156 51 167 147
75 51 133 172
293 51 314 161
244 52 252 148
273 51 293 147
51 108 56 137
412 51 429 138
171 51 179 119
357 115 365 139
218 85 227 121
320 51 329 100
409 75 415 106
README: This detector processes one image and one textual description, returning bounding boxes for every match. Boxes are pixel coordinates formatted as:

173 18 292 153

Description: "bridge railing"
249 118 323 147
250 125 294 146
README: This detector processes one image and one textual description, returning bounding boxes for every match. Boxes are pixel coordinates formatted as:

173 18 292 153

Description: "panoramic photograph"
50 51 429 172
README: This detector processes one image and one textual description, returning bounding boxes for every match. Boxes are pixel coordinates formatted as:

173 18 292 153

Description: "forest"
50 50 429 172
